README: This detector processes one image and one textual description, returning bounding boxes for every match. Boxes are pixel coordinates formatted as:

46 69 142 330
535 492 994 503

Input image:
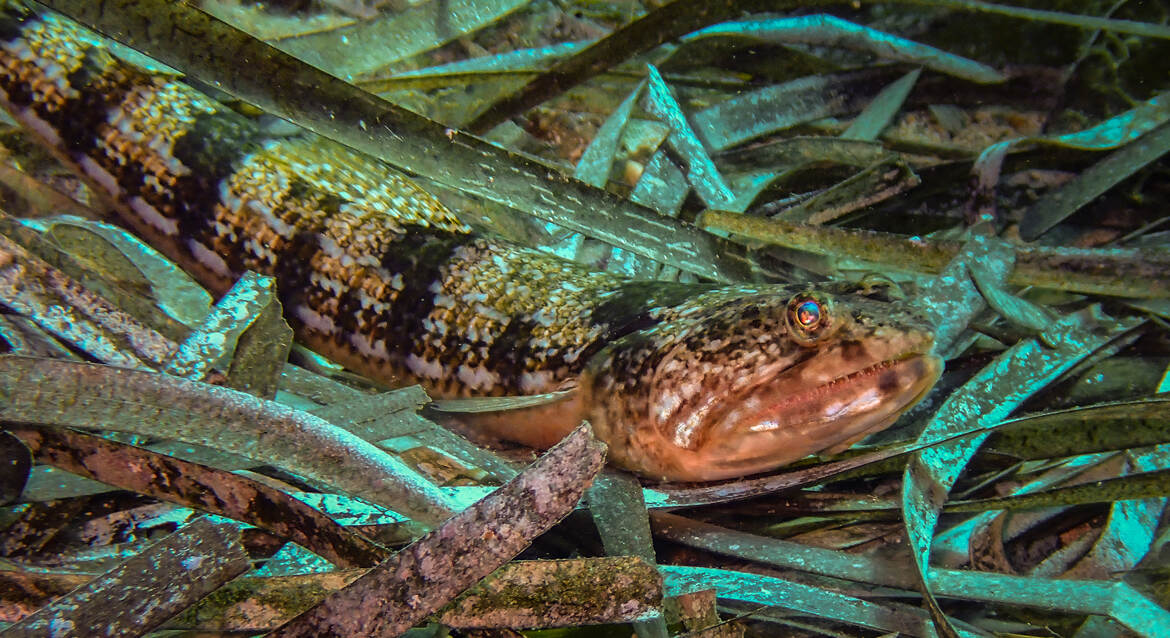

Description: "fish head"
581 283 942 482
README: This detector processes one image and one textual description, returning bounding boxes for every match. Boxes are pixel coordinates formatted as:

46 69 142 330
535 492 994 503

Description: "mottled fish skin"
0 1 624 398
0 1 942 481
584 282 941 480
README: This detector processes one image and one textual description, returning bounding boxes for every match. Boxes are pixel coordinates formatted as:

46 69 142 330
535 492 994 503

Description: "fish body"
0 1 941 481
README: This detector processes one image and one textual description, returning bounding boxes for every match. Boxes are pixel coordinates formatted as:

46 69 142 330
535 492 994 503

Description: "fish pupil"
795 300 821 327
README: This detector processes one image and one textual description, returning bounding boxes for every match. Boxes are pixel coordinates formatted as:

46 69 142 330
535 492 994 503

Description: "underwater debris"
267 423 604 637
0 357 458 527
6 0 1170 635
2 518 250 637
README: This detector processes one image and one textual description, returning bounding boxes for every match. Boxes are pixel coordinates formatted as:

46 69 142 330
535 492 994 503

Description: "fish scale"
0 0 943 481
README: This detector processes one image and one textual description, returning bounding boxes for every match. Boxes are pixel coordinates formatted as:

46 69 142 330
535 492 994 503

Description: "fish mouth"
670 352 942 482
742 353 937 427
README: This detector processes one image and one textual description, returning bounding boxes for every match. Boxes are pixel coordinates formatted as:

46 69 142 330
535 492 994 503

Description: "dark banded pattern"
0 1 943 480
0 2 625 397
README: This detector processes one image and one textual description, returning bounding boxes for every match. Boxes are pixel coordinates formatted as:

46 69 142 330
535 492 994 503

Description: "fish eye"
793 299 820 328
786 293 834 345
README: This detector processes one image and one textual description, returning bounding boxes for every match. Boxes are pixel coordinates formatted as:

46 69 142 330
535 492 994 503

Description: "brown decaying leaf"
0 231 175 369
268 423 605 638
1 557 660 631
8 426 388 568
664 588 744 637
439 556 661 629
1 518 250 637
0 570 90 623
0 497 91 559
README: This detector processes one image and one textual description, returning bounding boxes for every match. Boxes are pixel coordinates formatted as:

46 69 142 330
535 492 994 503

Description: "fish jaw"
671 352 943 481
581 286 942 482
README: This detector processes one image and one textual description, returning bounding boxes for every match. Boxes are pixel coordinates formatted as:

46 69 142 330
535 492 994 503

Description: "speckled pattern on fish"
0 1 943 481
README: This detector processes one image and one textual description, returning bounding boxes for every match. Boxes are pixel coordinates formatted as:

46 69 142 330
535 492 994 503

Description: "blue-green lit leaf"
394 41 587 79
358 40 591 97
630 148 689 216
350 390 519 482
916 234 1012 357
575 81 644 188
253 542 335 576
968 255 1055 334
661 565 982 637
652 512 919 589
685 16 1002 84
927 568 1170 635
0 356 459 527
933 452 1114 566
903 308 1140 634
0 314 76 360
692 69 901 151
466 0 1170 132
723 172 781 214
654 513 1170 634
164 272 280 382
586 470 670 638
19 216 211 329
1051 484 1164 580
1021 120 1170 240
971 91 1170 221
643 64 733 208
